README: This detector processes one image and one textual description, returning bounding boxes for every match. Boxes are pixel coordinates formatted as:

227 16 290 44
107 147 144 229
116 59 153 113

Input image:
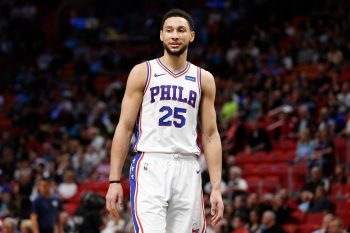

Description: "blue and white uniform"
133 58 201 154
130 58 206 233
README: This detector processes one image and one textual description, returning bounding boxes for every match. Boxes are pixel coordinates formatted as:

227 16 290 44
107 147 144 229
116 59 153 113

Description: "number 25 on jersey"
159 106 187 128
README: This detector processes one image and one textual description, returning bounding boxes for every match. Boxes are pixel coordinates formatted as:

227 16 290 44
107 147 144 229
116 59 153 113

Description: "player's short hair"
161 9 194 31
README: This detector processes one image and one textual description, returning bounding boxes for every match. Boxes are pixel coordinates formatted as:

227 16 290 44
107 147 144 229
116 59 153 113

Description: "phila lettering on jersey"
133 58 202 155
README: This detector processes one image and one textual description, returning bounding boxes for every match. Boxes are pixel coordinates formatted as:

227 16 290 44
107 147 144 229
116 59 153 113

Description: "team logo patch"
192 223 199 233
185 75 196 82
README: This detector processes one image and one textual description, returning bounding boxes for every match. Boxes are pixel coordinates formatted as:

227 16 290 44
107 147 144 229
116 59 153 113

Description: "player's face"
160 17 195 56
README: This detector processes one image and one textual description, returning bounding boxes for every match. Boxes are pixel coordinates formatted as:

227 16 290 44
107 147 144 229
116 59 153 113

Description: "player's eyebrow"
164 25 188 30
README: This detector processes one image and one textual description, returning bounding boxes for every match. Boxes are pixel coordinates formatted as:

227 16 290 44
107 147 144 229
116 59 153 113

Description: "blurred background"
0 0 350 232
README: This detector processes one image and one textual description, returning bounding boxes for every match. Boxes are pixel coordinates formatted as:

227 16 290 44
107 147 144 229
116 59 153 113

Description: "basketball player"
106 9 224 232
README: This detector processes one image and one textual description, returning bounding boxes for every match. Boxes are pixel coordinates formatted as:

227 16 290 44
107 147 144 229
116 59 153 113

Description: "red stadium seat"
288 211 305 224
235 151 255 165
298 224 319 233
242 164 259 177
291 162 308 177
63 202 79 216
270 150 284 162
336 209 350 229
259 152 274 163
262 175 280 193
274 140 297 151
275 150 295 163
282 224 298 233
333 137 347 163
246 176 262 194
303 212 325 225
256 163 275 176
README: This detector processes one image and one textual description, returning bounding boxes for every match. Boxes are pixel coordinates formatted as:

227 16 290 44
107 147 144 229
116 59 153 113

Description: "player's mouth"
169 43 181 48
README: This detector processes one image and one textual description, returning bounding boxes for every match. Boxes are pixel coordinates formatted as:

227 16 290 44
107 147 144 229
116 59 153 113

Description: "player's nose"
170 31 179 39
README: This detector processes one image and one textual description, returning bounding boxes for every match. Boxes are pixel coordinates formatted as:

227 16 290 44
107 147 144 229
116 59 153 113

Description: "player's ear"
160 30 164 42
189 31 195 43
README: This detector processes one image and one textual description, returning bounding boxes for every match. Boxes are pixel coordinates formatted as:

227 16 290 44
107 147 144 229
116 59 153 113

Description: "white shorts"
129 152 206 233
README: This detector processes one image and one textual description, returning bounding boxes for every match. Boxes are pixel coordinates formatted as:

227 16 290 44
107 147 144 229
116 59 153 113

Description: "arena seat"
246 176 262 194
235 151 255 165
282 224 298 233
288 210 305 224
333 137 348 163
303 212 325 225
273 150 295 163
262 175 280 193
242 164 259 177
63 202 79 216
273 139 297 151
298 224 319 233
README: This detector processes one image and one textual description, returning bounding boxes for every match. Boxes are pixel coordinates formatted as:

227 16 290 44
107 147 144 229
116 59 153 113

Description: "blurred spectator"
231 214 249 233
317 107 336 133
294 105 315 135
295 128 314 162
297 42 316 64
1 217 19 233
248 208 261 233
0 185 17 218
313 129 335 175
308 185 334 213
298 190 313 212
271 194 289 225
232 195 249 220
220 92 239 121
19 220 33 233
74 192 106 233
72 146 92 181
330 164 348 185
269 106 296 140
328 218 346 233
246 119 271 153
337 82 350 113
222 114 247 155
84 145 101 168
30 177 64 233
247 193 260 212
303 166 326 193
327 44 343 68
226 41 241 67
57 169 78 199
312 213 335 233
259 211 285 233
226 166 248 199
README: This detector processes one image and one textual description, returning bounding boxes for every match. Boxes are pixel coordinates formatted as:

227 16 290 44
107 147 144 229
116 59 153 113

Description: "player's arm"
199 70 224 226
106 62 147 219
30 212 40 233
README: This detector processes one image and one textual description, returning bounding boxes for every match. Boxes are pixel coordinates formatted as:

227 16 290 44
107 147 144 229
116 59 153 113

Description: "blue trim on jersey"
143 61 150 93
157 58 189 76
130 152 142 233
199 68 202 97
133 113 141 151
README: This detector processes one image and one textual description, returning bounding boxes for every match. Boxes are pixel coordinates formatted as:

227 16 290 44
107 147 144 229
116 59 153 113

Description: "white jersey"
133 58 202 155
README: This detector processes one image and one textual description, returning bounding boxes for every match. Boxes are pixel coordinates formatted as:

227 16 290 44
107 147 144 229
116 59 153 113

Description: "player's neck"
160 53 187 73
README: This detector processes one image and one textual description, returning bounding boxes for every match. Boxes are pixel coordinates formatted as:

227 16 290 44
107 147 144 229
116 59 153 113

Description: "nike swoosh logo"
154 73 166 77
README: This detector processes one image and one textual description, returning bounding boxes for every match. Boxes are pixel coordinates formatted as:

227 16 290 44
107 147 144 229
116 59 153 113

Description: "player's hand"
210 189 224 226
105 183 123 220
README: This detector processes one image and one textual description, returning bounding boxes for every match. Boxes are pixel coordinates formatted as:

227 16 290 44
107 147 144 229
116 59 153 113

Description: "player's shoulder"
126 61 150 90
198 67 215 87
130 61 149 75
